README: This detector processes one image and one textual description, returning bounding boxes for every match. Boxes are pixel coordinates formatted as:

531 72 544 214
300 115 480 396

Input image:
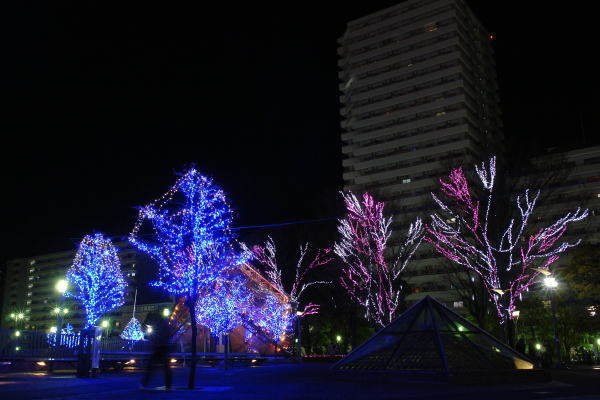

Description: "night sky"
3 2 599 263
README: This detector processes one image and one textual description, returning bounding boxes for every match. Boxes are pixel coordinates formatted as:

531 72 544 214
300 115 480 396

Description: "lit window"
27 292 32 297
28 276 34 281
28 284 33 289
29 260 36 266
131 272 136 277
29 268 35 273
435 111 447 117
402 178 411 184
453 301 464 308
26 300 32 305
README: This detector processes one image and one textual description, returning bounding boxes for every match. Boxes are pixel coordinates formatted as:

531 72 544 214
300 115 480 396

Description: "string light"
129 169 252 298
66 233 127 328
120 316 145 341
334 192 424 327
196 276 252 338
425 156 588 323
247 237 332 317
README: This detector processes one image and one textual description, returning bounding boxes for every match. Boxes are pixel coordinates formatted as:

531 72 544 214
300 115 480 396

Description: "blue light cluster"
196 276 252 337
66 233 127 328
129 169 251 298
253 293 292 343
120 316 145 341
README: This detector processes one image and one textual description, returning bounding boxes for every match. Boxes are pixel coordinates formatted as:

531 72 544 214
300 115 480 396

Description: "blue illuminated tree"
66 233 127 328
253 293 292 350
120 317 144 341
129 169 251 389
196 276 252 338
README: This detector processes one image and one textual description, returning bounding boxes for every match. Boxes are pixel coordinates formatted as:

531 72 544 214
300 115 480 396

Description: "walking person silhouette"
140 313 172 390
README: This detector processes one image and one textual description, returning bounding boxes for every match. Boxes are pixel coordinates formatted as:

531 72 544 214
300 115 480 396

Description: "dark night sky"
2 2 599 262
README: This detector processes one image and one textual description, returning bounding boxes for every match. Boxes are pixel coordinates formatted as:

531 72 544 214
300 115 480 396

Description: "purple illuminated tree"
334 192 424 327
425 157 588 327
249 236 333 317
129 169 251 389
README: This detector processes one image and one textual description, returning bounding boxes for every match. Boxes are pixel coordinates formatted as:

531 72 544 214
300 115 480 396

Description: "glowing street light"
544 277 558 289
17 313 24 320
162 308 170 317
55 279 68 345
55 279 68 294
101 320 109 328
49 326 57 334
146 325 153 334
336 335 342 343
544 276 561 367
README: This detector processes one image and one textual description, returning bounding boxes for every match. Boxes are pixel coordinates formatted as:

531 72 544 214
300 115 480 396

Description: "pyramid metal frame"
333 296 534 373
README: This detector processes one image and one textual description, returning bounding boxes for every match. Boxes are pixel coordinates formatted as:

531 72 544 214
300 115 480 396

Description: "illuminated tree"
130 169 250 389
334 192 424 327
66 233 127 328
249 237 332 317
425 157 588 326
196 276 252 338
120 317 144 341
253 293 292 348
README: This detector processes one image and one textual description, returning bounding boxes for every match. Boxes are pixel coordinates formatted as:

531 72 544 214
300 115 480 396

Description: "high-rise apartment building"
338 0 503 306
2 242 138 331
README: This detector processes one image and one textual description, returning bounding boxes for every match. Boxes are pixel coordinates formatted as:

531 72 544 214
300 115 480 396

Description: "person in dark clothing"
141 313 172 390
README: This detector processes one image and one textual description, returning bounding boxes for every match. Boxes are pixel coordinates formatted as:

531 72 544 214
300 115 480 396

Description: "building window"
27 292 32 297
402 178 411 184
453 301 464 308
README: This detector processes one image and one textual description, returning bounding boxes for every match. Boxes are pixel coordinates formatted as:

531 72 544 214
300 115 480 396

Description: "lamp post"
55 279 68 346
544 276 561 367
296 311 303 362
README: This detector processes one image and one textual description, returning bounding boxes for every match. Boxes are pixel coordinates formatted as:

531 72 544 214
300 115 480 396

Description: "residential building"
338 0 502 307
2 242 139 332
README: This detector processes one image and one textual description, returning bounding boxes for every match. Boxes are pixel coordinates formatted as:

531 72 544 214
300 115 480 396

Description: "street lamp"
55 279 68 345
544 276 561 367
162 308 170 318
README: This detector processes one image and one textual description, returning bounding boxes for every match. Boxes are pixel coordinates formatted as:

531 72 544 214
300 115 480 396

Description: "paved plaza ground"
1 363 599 400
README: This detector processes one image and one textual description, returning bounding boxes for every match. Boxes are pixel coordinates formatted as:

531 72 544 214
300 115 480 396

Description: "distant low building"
2 241 140 331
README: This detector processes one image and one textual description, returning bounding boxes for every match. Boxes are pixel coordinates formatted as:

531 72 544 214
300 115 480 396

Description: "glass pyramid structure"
333 296 534 373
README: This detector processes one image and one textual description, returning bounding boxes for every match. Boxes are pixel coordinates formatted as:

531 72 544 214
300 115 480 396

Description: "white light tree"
425 157 588 328
248 236 333 317
334 192 424 327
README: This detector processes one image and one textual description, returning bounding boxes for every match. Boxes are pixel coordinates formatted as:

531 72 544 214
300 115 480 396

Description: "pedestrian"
140 313 172 390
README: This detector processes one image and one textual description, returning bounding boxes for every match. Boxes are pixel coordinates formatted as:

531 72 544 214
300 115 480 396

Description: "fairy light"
426 156 588 323
196 276 253 337
129 168 251 299
247 237 332 317
120 316 145 341
334 192 424 327
66 233 127 328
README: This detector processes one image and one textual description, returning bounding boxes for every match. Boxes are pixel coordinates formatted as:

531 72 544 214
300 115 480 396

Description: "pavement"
0 363 599 400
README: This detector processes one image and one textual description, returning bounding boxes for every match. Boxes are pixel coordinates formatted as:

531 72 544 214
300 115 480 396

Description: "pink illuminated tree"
334 192 424 327
247 237 333 317
426 156 588 326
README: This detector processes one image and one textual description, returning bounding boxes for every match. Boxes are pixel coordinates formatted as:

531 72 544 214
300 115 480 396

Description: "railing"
0 329 79 360
0 329 276 364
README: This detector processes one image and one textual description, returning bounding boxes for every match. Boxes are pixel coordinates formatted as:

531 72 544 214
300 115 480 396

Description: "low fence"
0 329 275 364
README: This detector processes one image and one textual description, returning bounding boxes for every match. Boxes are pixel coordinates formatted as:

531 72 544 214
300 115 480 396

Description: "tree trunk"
503 313 515 347
188 299 198 389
